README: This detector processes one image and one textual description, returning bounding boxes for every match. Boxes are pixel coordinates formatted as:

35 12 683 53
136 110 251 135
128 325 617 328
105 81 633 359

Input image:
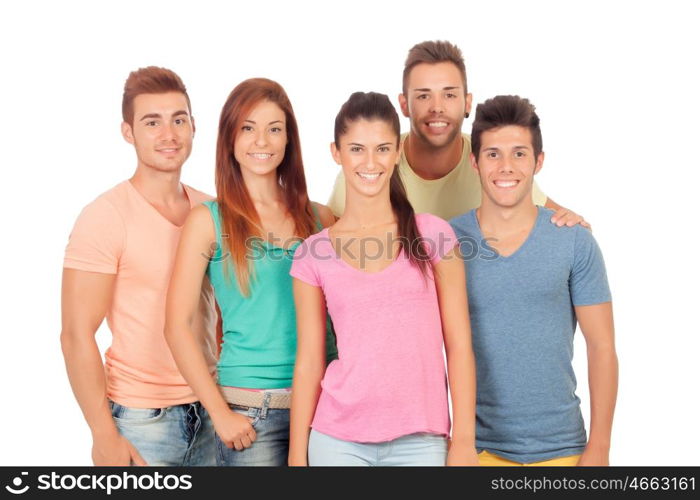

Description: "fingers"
128 442 148 466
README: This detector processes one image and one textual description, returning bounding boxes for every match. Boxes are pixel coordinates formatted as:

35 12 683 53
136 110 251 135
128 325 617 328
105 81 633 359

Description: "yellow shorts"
478 449 581 466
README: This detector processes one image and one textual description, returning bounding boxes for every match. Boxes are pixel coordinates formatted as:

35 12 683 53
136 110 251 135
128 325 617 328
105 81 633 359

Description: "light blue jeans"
215 404 290 466
308 429 448 466
109 400 216 466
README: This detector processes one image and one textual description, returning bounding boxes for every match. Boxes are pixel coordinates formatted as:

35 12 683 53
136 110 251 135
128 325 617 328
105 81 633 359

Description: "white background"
1 0 698 465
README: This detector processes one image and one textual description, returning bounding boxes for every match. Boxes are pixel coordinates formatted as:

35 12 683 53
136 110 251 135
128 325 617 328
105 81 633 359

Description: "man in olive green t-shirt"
328 40 586 226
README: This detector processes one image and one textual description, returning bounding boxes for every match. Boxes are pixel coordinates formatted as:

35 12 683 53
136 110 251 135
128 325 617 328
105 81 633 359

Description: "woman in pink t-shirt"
289 92 478 466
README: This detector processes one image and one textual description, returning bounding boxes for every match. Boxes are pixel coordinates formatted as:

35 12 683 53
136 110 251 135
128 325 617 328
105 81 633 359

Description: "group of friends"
61 40 618 467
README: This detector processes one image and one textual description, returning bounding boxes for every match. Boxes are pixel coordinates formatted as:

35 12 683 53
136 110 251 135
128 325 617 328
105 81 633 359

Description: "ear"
191 115 196 137
121 121 134 145
330 142 342 166
398 93 410 118
470 152 480 175
465 92 473 117
534 151 545 175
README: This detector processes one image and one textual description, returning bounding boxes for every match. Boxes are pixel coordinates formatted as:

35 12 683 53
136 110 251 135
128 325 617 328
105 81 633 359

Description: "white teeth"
250 153 272 159
357 172 381 180
428 122 448 128
494 180 518 187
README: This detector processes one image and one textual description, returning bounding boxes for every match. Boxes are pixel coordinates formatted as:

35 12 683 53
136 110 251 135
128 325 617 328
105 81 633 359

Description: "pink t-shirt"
63 180 218 408
290 213 457 442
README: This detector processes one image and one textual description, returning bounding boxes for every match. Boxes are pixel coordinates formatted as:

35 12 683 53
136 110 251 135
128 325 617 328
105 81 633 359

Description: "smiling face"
472 125 544 210
234 100 287 178
332 118 401 200
121 91 194 173
399 61 472 150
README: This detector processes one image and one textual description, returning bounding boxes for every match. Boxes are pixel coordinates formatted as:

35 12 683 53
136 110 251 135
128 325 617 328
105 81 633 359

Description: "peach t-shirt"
63 180 218 408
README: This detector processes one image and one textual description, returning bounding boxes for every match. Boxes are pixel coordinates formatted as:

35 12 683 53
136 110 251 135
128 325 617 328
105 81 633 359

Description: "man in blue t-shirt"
449 95 618 466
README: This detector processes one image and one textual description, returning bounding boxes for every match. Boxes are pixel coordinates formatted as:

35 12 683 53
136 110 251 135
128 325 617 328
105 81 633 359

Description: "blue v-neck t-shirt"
450 206 611 463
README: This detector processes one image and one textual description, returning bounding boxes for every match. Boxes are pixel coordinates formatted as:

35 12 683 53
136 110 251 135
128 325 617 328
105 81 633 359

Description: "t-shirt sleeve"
326 170 346 218
418 214 458 265
290 239 321 287
63 198 125 274
570 226 612 306
532 180 547 206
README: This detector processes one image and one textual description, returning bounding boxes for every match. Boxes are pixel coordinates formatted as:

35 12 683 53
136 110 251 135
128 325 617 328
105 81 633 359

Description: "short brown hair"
402 40 467 95
122 66 191 125
471 95 543 158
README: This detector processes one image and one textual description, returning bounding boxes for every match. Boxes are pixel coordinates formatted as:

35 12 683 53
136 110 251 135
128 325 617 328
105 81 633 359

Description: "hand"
446 439 480 466
550 208 590 229
577 446 610 466
212 409 257 451
92 432 147 466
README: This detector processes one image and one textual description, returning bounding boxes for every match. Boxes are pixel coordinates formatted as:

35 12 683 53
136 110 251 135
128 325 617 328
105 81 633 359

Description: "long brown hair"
215 78 317 295
334 91 430 277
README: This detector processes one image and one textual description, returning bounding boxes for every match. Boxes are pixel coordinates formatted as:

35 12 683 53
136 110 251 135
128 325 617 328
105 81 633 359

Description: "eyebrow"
483 145 531 151
412 86 462 92
243 119 284 125
139 110 189 121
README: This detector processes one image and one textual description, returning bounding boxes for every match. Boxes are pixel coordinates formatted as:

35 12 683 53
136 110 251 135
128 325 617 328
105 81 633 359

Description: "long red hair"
215 78 316 295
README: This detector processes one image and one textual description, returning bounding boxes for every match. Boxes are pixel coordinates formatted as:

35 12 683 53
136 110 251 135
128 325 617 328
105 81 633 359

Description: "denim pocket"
229 404 261 428
110 401 166 423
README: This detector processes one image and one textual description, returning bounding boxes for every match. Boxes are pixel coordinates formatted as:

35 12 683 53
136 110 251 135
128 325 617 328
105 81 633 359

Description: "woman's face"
234 100 287 177
332 118 400 200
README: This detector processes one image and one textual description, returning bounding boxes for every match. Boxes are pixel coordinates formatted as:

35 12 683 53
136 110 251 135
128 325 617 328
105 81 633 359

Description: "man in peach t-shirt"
61 67 218 466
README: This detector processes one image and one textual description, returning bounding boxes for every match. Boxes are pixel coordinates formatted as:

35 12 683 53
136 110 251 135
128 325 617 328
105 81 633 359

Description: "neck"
241 169 283 206
404 131 463 180
476 198 538 235
130 164 184 204
341 189 395 229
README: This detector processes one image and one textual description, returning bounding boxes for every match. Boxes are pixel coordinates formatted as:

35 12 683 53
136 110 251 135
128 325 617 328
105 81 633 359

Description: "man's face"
121 92 194 173
472 125 544 209
399 62 472 149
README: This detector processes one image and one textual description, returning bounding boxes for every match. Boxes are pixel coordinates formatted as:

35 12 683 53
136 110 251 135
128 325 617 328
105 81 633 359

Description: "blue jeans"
308 429 447 466
109 400 216 466
215 404 289 466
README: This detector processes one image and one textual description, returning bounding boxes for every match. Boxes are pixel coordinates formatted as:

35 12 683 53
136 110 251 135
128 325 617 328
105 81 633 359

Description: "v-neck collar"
324 227 403 276
126 180 193 229
472 206 544 260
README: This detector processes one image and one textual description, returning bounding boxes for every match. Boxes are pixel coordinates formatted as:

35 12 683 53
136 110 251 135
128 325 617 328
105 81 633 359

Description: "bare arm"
575 302 618 466
164 205 256 451
433 249 479 466
288 279 327 466
60 268 145 465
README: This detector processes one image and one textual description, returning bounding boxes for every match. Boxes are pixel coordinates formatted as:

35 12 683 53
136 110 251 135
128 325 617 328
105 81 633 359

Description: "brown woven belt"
219 386 291 409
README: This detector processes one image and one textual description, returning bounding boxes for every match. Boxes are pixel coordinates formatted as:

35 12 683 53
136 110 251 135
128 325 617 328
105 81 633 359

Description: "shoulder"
75 182 128 225
414 212 453 237
293 229 330 257
448 209 477 237
311 202 337 227
183 184 215 204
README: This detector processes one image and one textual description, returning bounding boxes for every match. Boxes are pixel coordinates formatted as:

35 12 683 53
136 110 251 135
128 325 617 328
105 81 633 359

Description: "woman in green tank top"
165 78 336 466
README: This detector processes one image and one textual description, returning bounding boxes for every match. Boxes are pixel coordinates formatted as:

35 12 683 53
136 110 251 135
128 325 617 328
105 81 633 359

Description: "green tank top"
203 201 337 388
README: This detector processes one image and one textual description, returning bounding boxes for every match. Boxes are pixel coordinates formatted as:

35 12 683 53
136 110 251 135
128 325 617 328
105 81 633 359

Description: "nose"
160 121 176 142
255 129 268 147
429 95 444 114
499 157 514 174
